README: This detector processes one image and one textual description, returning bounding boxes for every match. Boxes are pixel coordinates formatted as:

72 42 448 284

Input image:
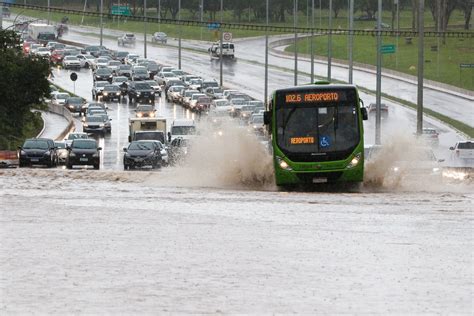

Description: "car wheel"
93 164 100 170
66 163 72 169
19 162 26 168
84 62 89 69
124 164 129 170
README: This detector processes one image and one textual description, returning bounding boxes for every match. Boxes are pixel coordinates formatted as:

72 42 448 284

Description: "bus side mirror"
361 107 368 121
263 111 271 125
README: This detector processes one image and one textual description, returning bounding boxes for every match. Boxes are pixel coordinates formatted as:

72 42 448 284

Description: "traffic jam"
19 27 267 171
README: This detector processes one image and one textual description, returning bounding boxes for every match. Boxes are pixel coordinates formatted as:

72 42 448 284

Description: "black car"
92 81 109 100
93 68 113 83
128 82 155 103
123 140 162 170
102 84 122 102
65 97 87 114
18 138 58 167
132 68 150 81
66 139 101 169
116 51 129 63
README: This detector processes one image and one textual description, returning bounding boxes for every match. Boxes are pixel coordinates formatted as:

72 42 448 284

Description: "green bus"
263 83 368 187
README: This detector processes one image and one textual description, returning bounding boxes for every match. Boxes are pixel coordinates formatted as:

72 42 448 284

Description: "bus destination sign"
285 91 341 103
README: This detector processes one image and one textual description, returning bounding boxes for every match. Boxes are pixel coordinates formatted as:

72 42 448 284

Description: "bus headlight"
276 156 292 171
347 153 361 169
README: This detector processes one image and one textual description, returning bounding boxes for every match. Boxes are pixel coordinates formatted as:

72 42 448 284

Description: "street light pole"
144 0 147 58
294 0 298 86
219 0 223 88
100 0 103 46
158 0 161 32
375 0 382 145
178 0 182 69
417 0 425 135
47 0 50 25
327 0 332 81
264 0 269 105
200 0 204 40
310 0 314 83
348 0 354 84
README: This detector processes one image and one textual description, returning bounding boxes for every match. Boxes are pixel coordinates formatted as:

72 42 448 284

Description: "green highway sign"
460 63 474 68
381 44 396 54
111 5 131 16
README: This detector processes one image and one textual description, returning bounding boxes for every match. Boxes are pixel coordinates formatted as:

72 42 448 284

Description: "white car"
51 92 70 106
143 80 162 97
35 47 51 58
62 56 81 69
450 141 474 163
151 32 167 44
76 54 97 69
211 98 231 113
107 60 122 73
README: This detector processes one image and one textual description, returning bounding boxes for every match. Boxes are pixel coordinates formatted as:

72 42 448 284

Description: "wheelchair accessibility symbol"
319 136 331 148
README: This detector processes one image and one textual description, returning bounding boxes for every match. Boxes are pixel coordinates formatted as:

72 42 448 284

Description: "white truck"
128 117 167 143
170 119 197 141
208 42 235 59
27 23 57 45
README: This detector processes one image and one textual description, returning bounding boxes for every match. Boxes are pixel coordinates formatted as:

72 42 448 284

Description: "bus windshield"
275 88 360 159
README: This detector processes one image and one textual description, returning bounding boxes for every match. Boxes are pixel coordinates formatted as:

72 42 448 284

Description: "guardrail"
46 102 76 141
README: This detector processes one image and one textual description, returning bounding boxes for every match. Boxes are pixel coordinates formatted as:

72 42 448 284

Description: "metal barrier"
46 102 76 141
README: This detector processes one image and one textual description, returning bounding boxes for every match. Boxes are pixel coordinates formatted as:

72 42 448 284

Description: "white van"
208 42 235 58
170 119 197 141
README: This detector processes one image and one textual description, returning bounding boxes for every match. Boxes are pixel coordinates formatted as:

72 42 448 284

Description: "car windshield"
68 133 88 140
73 140 97 149
65 56 78 60
56 93 69 99
198 97 211 103
135 132 165 143
97 58 108 63
135 70 148 75
137 105 153 112
192 94 206 100
96 82 108 87
172 126 196 135
458 142 473 149
215 101 228 107
119 65 132 70
276 89 360 157
144 80 158 86
129 142 155 151
97 68 112 75
251 116 264 124
104 85 120 91
117 52 128 57
68 98 83 104
55 142 66 149
23 140 49 150
170 86 185 92
113 77 128 83
87 116 105 122
135 83 151 89
241 105 256 112
108 61 121 66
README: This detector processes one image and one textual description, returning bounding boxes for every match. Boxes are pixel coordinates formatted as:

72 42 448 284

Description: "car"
85 106 107 117
211 98 231 113
115 51 129 63
156 72 176 85
123 140 163 170
51 92 70 106
92 81 109 100
229 98 248 117
65 97 87 114
208 42 235 59
135 104 157 118
125 53 140 65
93 113 112 133
95 57 110 69
117 33 136 47
82 115 108 135
132 68 150 81
170 119 196 141
166 85 185 103
248 114 264 135
50 49 65 64
143 61 160 78
388 147 444 181
132 130 166 145
112 76 130 96
227 92 252 102
151 32 167 44
195 96 212 112
107 60 122 74
182 74 201 86
76 54 97 69
128 82 155 103
62 56 81 69
143 80 162 96
417 128 439 146
181 89 200 107
188 78 203 91
117 64 133 78
82 45 104 57
66 139 101 169
93 68 113 83
239 104 259 121
101 84 122 102
65 132 89 147
205 87 224 99
188 93 207 110
170 69 186 79
18 138 58 168
450 141 474 164
368 103 389 118
35 47 51 58
55 141 68 165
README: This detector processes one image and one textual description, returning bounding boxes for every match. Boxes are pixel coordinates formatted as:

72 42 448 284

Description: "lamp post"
200 0 204 40
348 0 354 83
294 0 298 86
264 0 269 105
417 0 425 135
47 0 50 25
144 0 147 58
310 0 315 83
375 0 382 145
178 0 182 69
100 0 103 46
327 0 332 81
219 0 223 87
158 0 161 32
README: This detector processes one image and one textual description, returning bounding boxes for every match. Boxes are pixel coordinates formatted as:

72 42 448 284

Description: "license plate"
313 177 327 184
80 158 88 162
30 158 39 162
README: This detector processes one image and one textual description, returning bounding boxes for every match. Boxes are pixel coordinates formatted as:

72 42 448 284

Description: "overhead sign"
207 22 220 30
223 32 233 42
460 63 474 68
111 5 131 16
381 44 396 54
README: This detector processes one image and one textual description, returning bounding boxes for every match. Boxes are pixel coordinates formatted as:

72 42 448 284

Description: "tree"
356 0 378 19
0 30 50 147
332 0 346 19
458 0 472 30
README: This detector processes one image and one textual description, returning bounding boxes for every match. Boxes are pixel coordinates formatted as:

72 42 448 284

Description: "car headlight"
137 92 141 96
93 152 100 157
136 113 143 118
99 124 105 127
346 153 361 169
69 152 76 157
432 167 440 173
83 124 89 127
217 130 223 136
149 112 155 117
392 166 400 172
150 91 155 95
69 105 74 109
103 92 108 96
20 150 26 156
276 156 292 171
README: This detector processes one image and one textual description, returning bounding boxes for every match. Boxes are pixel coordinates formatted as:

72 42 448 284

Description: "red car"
50 49 65 64
22 40 35 55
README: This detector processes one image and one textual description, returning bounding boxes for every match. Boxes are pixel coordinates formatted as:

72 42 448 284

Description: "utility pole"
219 0 223 87
310 0 315 83
264 0 269 105
100 0 103 46
348 0 354 84
178 0 182 69
395 0 399 68
417 0 424 135
327 0 332 81
375 0 382 145
158 0 161 32
47 0 50 25
144 0 147 58
200 0 204 40
294 0 298 86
